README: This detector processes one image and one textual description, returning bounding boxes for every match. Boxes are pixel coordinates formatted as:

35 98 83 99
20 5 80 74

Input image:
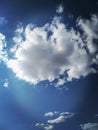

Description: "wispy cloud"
78 15 98 54
44 124 54 130
47 115 65 124
56 3 64 14
35 111 75 130
35 123 54 130
81 123 98 130
44 112 58 117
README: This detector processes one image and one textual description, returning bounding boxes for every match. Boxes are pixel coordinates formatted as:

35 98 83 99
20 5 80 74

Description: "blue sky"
0 0 98 130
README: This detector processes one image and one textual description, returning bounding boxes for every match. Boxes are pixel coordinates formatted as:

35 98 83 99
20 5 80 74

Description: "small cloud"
44 124 54 130
35 123 53 130
60 112 75 119
60 112 71 116
56 78 66 87
56 3 64 14
44 112 58 117
35 123 44 127
3 79 9 88
81 123 98 130
47 115 65 124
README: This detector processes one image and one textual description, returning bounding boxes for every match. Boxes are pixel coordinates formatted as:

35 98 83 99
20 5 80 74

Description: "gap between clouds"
0 4 98 86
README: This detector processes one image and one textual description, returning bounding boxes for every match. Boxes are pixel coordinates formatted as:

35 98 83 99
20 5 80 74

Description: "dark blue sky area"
0 0 98 24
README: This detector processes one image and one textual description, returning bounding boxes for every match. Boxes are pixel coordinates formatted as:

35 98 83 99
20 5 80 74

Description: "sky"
0 0 98 130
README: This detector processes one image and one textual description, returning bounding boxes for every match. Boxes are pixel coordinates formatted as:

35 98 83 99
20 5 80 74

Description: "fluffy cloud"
5 11 98 85
81 123 98 130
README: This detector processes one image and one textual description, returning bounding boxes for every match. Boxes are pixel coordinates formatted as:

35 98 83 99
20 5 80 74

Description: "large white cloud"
5 13 98 85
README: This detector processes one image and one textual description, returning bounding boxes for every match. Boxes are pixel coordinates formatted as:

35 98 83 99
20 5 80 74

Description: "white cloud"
56 78 66 87
47 112 75 124
78 15 98 54
59 112 75 117
44 124 54 130
4 13 98 85
35 123 44 127
81 123 98 130
47 115 65 124
56 3 64 14
3 79 9 88
0 33 8 62
35 111 75 130
0 33 6 50
44 112 57 117
35 123 53 130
